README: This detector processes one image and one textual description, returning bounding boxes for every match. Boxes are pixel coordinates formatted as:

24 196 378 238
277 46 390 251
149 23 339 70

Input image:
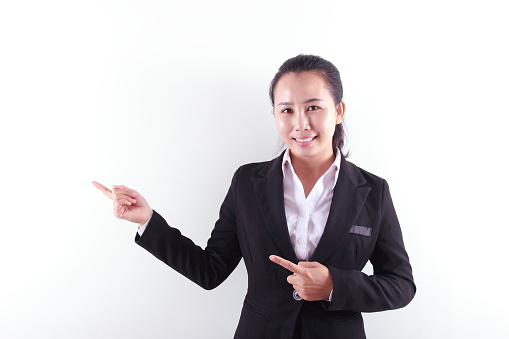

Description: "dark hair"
269 54 347 156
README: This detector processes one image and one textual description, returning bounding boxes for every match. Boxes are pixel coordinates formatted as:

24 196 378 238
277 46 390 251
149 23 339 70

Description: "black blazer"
135 153 415 338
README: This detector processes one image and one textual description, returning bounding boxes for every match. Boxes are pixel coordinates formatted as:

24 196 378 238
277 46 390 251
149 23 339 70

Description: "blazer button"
293 290 302 301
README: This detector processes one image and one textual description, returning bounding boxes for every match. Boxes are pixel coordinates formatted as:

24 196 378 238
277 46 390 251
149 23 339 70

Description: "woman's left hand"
269 255 333 301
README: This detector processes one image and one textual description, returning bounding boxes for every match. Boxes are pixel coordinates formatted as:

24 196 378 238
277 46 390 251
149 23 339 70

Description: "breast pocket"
349 225 372 237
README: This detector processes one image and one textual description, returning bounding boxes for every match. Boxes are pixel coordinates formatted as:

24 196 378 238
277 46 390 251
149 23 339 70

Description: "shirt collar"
282 149 341 189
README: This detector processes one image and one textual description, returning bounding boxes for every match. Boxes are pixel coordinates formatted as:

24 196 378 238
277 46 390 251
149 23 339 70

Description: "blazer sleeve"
134 169 243 290
325 180 416 312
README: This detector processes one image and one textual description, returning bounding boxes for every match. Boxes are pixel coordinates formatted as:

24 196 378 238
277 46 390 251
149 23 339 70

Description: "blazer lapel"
251 153 298 263
311 155 371 263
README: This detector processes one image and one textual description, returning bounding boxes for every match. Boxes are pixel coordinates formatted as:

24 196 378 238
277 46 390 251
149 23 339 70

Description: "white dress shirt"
282 149 341 262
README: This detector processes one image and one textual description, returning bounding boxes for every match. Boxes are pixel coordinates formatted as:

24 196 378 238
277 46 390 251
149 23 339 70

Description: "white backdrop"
1 1 508 338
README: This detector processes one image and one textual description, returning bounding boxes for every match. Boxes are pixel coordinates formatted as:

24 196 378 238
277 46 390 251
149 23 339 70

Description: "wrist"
139 210 153 227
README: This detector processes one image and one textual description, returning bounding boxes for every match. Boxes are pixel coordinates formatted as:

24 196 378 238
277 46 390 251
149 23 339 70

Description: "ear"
336 101 345 124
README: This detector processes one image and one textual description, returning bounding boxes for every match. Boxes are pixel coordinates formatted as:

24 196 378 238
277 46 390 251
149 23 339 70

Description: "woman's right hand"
92 181 152 225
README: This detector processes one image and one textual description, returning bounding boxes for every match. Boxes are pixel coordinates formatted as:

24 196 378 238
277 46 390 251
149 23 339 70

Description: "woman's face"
273 71 344 163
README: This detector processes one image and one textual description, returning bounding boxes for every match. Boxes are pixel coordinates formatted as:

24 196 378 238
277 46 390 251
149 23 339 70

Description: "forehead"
274 71 332 101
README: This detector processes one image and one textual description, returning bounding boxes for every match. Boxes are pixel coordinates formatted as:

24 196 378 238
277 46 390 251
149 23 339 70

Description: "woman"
93 54 415 338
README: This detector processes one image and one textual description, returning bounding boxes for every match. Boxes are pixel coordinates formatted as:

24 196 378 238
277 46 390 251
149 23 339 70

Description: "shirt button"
298 238 304 244
293 290 302 301
301 211 307 216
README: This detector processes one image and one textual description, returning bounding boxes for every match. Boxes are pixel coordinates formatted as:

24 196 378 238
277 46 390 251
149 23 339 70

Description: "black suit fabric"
135 153 415 338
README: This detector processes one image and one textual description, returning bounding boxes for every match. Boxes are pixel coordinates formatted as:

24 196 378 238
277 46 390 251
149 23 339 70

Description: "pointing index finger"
91 181 113 200
269 255 305 275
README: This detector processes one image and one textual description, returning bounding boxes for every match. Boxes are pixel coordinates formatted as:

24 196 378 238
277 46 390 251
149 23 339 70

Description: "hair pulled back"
269 54 347 156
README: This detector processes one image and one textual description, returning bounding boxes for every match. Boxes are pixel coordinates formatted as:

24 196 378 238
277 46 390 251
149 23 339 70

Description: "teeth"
296 137 313 142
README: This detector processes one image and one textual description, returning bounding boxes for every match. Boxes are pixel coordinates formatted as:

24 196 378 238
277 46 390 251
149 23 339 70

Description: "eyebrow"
278 98 325 106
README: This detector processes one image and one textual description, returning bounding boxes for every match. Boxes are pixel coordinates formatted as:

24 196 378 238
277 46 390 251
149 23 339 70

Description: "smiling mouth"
294 137 316 142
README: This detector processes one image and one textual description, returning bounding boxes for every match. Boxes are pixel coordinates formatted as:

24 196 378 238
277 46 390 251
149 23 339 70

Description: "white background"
1 0 508 338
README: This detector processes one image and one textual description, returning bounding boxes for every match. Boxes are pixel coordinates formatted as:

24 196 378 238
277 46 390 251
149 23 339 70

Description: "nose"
294 111 310 131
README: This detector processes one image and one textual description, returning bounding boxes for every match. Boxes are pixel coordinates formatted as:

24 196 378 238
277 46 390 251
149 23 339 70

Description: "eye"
307 105 319 111
281 108 293 113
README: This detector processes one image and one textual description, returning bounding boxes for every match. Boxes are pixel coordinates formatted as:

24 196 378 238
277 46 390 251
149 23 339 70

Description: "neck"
289 149 336 180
